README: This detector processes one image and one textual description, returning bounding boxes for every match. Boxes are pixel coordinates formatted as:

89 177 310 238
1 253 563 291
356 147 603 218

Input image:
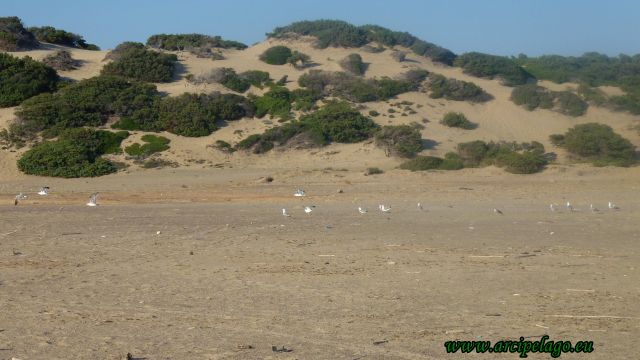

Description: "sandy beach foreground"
1 166 638 359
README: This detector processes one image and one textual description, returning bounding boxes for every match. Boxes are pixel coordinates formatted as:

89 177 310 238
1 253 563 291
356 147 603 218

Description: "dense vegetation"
0 16 39 51
102 42 177 82
510 85 588 116
125 134 170 157
0 53 59 107
298 69 425 103
267 20 456 65
259 45 293 65
146 33 247 51
340 53 367 75
17 128 128 177
454 52 533 86
426 74 491 102
42 50 79 70
440 112 476 129
516 53 640 115
550 123 636 166
237 101 378 153
28 26 99 50
374 125 423 157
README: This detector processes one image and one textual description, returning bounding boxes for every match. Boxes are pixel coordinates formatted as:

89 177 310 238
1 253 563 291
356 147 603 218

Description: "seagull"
14 193 27 206
86 192 98 207
417 203 423 210
37 187 49 196
379 205 391 213
566 202 573 212
493 208 503 215
590 204 599 213
282 208 290 217
304 205 315 214
549 203 559 212
294 189 305 197
358 207 368 214
608 202 620 210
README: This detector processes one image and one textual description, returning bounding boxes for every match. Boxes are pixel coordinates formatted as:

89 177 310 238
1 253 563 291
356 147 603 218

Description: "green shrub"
609 94 640 115
556 123 636 166
440 112 476 129
454 52 532 86
260 45 293 65
28 26 99 49
146 33 246 51
254 86 293 118
510 84 554 110
426 74 491 102
268 20 456 65
239 70 271 88
0 53 59 107
102 42 177 82
496 150 547 174
369 110 380 117
16 76 160 137
375 125 423 157
0 16 39 51
287 51 311 68
340 53 367 75
440 152 465 170
125 134 170 157
555 91 588 116
16 128 124 177
213 140 235 153
549 134 565 146
400 156 444 171
291 88 322 111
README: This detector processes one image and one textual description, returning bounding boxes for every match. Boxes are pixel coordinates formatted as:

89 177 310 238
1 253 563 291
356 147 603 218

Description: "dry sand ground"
0 166 639 359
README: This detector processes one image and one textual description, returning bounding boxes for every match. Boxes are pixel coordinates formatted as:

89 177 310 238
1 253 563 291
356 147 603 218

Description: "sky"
3 0 639 56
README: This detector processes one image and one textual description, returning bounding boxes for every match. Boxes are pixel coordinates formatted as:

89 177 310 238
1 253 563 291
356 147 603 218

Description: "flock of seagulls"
280 188 623 218
13 187 99 207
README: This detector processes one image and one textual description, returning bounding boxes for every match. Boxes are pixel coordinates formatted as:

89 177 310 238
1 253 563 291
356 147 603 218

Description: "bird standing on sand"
608 202 620 210
417 203 423 210
294 189 305 197
493 208 503 215
379 205 391 213
282 208 290 217
590 204 599 213
86 193 98 207
566 202 573 212
37 187 49 196
550 204 559 212
358 207 368 214
14 193 27 206
304 206 314 214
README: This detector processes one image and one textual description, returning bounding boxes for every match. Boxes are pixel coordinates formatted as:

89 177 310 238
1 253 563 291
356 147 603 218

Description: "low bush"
16 128 126 177
553 123 636 166
510 84 554 110
146 33 247 51
391 51 407 62
456 140 547 173
260 45 293 65
340 53 367 75
42 50 79 70
400 156 444 171
454 52 532 86
365 167 384 175
555 91 588 117
375 125 423 157
426 74 491 102
102 42 177 82
440 112 476 129
28 26 99 49
125 134 170 157
254 86 293 119
0 16 39 51
0 53 59 107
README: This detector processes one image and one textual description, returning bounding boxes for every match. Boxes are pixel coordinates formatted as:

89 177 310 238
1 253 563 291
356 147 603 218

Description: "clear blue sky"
4 0 639 56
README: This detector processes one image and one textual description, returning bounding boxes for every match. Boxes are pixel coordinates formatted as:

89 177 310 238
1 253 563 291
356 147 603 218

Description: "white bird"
566 202 573 212
493 208 503 215
14 192 27 206
549 203 559 212
86 192 98 207
37 187 49 196
608 202 620 210
590 204 599 212
358 207 368 214
294 189 306 197
282 208 290 217
304 206 314 214
417 202 423 210
379 205 391 213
